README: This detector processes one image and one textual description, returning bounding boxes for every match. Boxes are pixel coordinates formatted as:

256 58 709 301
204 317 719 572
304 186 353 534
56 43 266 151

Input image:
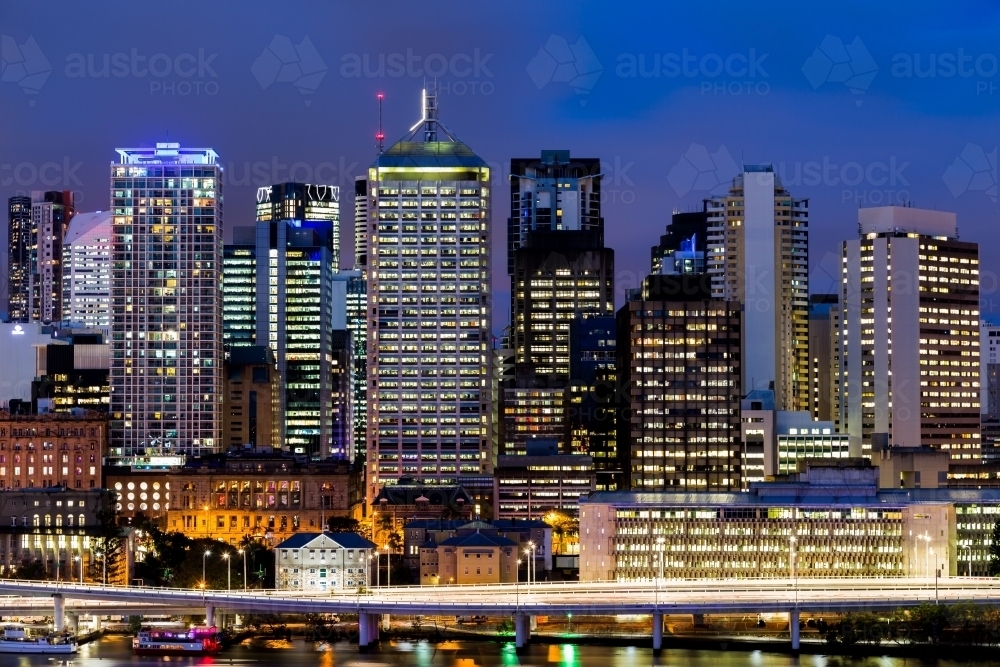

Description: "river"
0 635 992 667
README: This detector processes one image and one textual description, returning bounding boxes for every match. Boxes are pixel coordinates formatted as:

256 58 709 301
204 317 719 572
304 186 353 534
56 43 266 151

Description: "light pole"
515 558 522 615
203 550 211 589
75 556 82 584
374 549 380 590
223 553 231 591
239 548 247 591
919 532 931 577
962 543 973 577
385 544 391 588
931 548 939 604
655 536 665 584
527 541 535 586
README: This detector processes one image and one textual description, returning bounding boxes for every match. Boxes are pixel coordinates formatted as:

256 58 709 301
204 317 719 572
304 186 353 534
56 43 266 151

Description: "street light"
527 542 535 586
384 544 391 588
238 548 247 591
655 536 666 584
222 553 231 591
962 543 973 577
918 532 932 577
202 550 211 589
74 555 82 584
515 558 522 614
374 549 380 589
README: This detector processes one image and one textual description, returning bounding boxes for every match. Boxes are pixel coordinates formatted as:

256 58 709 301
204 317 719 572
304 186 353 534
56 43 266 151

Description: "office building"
0 409 106 490
32 329 110 414
333 270 367 462
110 142 224 458
579 460 985 581
508 150 602 276
616 273 742 491
566 314 620 490
739 389 848 486
707 166 809 411
221 227 257 348
366 88 492 503
330 329 353 460
807 294 838 422
166 448 362 545
494 449 595 520
242 182 341 458
8 192 75 325
354 175 368 272
62 211 112 329
651 208 709 275
982 321 1000 418
7 196 32 322
0 322 60 409
840 206 980 460
223 345 280 450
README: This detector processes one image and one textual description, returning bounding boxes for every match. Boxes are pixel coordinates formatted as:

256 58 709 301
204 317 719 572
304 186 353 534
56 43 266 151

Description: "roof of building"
375 140 487 169
275 532 375 550
439 532 518 549
374 483 472 507
64 211 111 245
420 540 438 549
227 345 274 367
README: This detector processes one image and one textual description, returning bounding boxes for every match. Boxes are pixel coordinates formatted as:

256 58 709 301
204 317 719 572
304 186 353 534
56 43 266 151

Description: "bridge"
2 577 999 652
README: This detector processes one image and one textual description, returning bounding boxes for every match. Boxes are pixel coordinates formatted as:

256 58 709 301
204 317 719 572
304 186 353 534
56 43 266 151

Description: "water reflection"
0 636 989 667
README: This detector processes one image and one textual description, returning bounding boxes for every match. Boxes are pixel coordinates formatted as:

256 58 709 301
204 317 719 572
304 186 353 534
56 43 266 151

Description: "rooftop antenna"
376 93 385 154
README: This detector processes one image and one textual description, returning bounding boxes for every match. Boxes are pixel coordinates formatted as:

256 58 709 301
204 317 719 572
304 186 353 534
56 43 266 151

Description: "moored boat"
133 626 221 655
0 625 77 654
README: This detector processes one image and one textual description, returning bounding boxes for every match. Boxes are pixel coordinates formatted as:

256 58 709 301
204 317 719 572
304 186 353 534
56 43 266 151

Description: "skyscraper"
29 191 75 324
807 293 838 422
707 166 809 412
7 196 32 322
354 175 368 273
841 206 981 460
222 226 257 348
617 273 742 490
110 142 223 458
334 269 368 462
62 210 112 329
367 88 492 503
504 151 613 457
7 192 75 324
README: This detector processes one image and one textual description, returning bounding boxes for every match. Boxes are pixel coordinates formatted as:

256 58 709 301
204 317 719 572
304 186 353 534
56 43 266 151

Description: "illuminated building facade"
840 206 980 460
7 196 32 322
221 227 257 347
29 191 75 324
62 211 112 329
0 409 106 490
617 274 742 491
110 142 223 458
581 461 960 581
707 166 809 411
367 88 492 503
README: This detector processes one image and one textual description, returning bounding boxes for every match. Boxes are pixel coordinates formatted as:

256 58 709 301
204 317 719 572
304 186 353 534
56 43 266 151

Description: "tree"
92 502 126 584
990 519 1000 576
327 517 361 533
544 510 579 556
11 559 47 581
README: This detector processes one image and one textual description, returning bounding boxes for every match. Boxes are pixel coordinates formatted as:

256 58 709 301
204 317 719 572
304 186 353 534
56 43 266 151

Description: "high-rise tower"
7 196 32 322
707 166 809 411
62 210 112 328
366 88 492 503
110 142 223 458
841 206 980 460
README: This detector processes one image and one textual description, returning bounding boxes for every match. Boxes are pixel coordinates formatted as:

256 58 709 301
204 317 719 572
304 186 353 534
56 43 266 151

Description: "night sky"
2 1 999 330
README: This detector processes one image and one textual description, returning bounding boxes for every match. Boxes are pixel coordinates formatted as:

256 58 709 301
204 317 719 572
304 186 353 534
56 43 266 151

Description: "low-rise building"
404 517 551 578
0 488 135 583
581 459 1000 580
0 409 106 490
420 530 518 586
275 531 375 591
166 448 362 546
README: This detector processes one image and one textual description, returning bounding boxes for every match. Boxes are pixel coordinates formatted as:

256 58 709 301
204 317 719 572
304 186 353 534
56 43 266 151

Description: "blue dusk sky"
1 1 999 329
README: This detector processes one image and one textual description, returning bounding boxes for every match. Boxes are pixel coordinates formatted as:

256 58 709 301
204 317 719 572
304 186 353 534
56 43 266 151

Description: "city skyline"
2 1 1000 334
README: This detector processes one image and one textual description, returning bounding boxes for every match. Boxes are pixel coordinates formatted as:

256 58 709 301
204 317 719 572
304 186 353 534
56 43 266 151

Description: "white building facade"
275 532 375 592
63 211 112 329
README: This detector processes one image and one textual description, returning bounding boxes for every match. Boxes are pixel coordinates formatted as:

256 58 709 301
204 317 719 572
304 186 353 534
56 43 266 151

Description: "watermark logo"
667 143 738 197
339 48 494 96
943 143 997 201
1 35 51 103
64 48 219 96
252 35 326 105
802 35 878 106
527 35 602 105
616 48 770 96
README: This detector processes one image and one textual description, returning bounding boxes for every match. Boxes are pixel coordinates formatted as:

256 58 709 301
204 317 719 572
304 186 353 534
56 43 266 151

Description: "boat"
0 626 77 654
133 626 222 655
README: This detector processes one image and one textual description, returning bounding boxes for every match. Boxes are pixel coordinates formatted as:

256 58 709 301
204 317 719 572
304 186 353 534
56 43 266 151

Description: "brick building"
0 410 106 490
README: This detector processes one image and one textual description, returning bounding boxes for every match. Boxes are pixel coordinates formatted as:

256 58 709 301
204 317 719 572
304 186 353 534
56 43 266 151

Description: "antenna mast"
376 93 385 153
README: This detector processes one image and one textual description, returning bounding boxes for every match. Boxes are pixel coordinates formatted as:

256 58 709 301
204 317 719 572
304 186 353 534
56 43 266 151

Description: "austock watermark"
341 48 494 96
252 35 326 104
485 155 636 204
64 47 220 96
527 35 603 105
802 35 878 106
222 156 361 190
617 48 770 96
